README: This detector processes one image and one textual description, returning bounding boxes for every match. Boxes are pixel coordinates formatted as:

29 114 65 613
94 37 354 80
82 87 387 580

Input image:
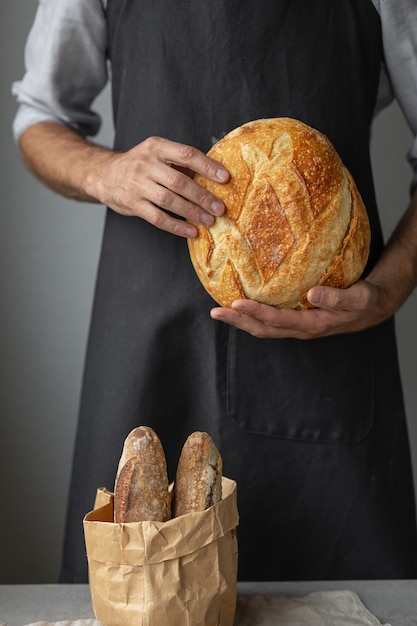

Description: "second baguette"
172 431 222 517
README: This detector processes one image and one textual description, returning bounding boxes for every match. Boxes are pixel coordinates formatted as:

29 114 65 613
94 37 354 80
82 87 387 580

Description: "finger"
141 177 217 226
211 303 310 339
230 299 304 328
152 163 226 218
156 138 230 183
306 286 346 310
229 299 336 339
307 281 372 312
137 199 198 238
210 306 280 338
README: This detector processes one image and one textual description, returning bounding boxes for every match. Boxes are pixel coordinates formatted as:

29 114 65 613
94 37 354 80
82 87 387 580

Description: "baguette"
114 426 171 523
172 431 222 517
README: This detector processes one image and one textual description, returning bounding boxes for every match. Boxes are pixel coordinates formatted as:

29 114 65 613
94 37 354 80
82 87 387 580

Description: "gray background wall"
1 0 416 583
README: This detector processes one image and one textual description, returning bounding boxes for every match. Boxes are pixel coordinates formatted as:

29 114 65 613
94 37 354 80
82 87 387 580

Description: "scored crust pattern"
188 118 370 309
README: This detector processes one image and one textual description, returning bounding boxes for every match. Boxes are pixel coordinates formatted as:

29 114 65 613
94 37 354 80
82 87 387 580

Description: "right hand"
94 136 230 237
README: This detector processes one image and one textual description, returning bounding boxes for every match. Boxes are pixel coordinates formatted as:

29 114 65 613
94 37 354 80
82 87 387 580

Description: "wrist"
81 144 118 204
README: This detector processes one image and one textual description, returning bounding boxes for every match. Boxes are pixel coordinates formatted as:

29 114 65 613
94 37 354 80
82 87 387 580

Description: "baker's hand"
95 136 229 237
210 279 391 339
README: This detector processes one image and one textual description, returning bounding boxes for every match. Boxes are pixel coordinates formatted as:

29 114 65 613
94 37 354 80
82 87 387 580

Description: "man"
13 0 417 582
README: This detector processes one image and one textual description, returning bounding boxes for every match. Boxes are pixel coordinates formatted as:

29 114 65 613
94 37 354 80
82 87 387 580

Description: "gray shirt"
11 0 417 191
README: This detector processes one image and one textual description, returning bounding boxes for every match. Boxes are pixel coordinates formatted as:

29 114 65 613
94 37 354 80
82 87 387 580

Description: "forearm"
366 188 417 318
18 121 114 204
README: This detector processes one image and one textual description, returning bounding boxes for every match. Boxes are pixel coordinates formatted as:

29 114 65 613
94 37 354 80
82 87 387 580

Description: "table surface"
1 580 417 625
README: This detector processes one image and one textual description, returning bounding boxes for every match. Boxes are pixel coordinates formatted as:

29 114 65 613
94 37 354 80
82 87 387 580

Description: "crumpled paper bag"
83 476 238 626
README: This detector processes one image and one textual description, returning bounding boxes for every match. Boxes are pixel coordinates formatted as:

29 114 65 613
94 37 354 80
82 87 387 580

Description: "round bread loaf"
188 118 371 309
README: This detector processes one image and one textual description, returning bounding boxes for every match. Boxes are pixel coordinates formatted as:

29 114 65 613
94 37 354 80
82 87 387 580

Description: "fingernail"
216 167 229 182
307 288 322 305
210 309 223 320
200 212 214 225
211 200 225 215
185 224 197 237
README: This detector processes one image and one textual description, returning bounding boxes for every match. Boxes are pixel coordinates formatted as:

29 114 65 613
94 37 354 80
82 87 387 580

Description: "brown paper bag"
83 476 238 626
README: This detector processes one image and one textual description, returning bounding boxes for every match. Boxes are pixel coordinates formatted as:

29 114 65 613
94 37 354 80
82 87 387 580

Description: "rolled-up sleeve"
379 0 417 194
12 0 108 142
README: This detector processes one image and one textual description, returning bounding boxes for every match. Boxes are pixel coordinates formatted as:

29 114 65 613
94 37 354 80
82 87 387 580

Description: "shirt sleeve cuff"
11 99 102 144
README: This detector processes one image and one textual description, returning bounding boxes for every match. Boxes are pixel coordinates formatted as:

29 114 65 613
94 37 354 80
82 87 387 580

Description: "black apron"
60 0 417 582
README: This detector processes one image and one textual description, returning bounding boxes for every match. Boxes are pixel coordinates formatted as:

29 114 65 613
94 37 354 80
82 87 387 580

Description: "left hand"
210 278 389 339
211 187 417 339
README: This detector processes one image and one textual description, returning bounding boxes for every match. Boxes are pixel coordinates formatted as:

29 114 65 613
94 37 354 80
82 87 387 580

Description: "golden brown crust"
114 426 171 523
188 117 370 309
172 432 223 517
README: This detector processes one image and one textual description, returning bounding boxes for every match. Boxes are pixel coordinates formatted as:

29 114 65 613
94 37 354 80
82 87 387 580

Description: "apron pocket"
226 328 375 443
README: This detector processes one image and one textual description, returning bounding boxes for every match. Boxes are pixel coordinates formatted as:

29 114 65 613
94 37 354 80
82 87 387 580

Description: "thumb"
307 285 352 310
